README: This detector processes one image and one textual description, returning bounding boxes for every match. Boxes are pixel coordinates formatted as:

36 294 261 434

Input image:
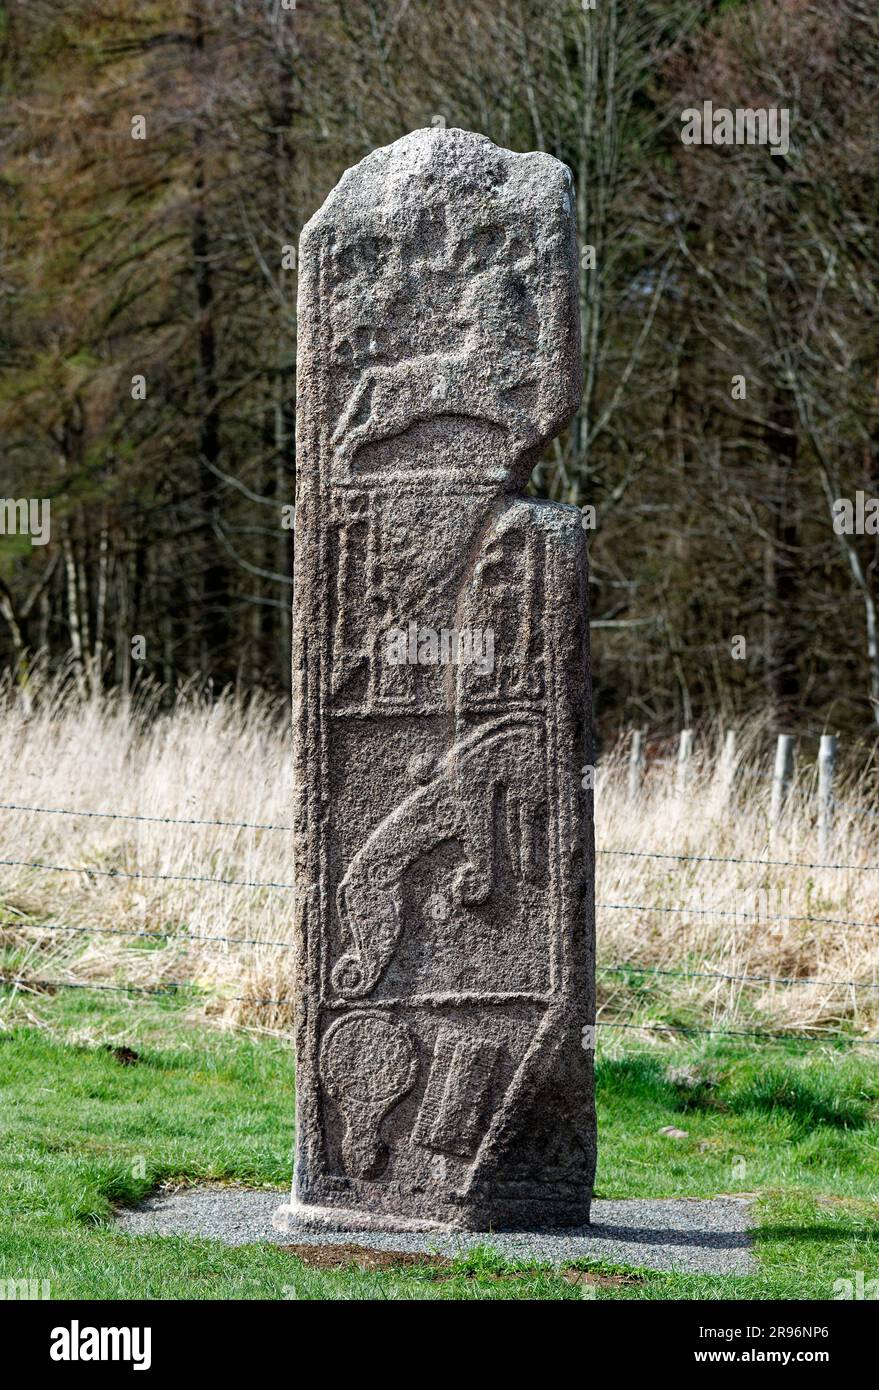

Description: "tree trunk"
763 393 800 728
191 2 228 679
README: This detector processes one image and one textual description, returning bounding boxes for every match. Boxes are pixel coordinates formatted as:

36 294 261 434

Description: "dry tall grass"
2 670 878 1042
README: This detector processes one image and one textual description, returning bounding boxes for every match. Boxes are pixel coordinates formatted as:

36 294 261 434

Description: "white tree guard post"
770 734 795 828
717 729 737 807
627 729 645 800
676 729 693 794
817 734 837 859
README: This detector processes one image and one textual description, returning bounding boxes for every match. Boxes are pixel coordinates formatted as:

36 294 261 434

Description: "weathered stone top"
302 127 573 241
299 127 582 491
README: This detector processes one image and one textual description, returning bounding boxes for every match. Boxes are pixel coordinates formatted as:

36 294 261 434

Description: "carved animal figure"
332 715 547 998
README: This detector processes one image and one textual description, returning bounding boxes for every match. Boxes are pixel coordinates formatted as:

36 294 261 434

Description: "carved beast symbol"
332 352 540 467
333 261 541 466
332 715 546 999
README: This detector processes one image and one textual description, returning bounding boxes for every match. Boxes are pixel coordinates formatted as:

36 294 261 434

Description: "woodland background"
1 0 877 746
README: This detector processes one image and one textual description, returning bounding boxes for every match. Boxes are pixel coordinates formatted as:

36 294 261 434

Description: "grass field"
1 990 877 1301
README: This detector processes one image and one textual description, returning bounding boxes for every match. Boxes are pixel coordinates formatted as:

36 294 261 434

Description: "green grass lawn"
1 988 878 1300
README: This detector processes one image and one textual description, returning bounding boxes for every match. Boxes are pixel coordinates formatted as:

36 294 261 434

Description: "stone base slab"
272 1199 447 1234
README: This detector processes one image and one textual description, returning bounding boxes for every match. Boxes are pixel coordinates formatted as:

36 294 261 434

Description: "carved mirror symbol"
320 1013 418 1180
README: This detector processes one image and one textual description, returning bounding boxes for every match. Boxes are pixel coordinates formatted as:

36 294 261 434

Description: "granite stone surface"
283 127 595 1231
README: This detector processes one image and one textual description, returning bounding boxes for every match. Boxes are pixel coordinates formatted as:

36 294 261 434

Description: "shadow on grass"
757 1224 879 1244
597 1053 873 1129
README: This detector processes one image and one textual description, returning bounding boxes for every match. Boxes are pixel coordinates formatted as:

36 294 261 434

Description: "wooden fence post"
818 733 837 858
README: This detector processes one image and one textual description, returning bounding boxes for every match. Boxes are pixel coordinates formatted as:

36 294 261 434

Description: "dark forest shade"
1 0 878 739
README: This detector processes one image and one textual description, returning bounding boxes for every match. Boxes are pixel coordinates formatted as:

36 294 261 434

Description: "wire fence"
2 974 877 1047
4 913 879 978
7 797 879 872
3 796 879 1049
4 913 879 989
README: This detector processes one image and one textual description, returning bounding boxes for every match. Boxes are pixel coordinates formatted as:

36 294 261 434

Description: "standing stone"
274 127 595 1232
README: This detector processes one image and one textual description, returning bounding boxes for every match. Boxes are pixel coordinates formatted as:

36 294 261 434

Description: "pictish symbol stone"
283 126 596 1232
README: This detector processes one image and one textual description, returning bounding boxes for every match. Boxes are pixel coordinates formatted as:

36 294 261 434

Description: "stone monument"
274 127 596 1233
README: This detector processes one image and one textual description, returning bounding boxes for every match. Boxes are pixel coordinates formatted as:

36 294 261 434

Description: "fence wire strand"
598 847 879 873
0 919 292 949
0 856 296 891
0 801 291 832
599 962 879 991
598 900 879 932
596 1020 879 1046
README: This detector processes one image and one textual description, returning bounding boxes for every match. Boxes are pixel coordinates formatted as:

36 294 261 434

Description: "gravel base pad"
115 1189 755 1275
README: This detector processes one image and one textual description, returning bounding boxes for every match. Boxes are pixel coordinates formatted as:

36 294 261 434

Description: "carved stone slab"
277 127 596 1231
